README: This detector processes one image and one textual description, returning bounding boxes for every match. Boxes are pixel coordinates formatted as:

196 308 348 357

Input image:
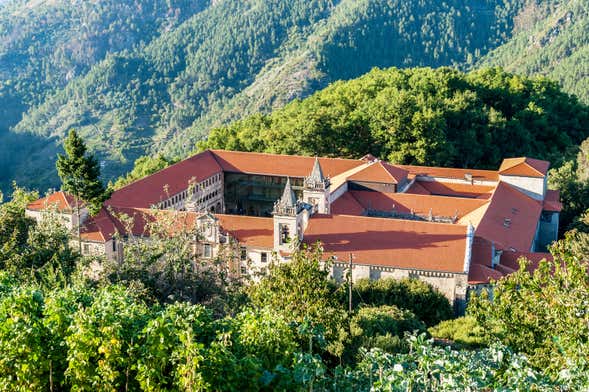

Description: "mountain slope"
477 0 589 103
2 0 527 193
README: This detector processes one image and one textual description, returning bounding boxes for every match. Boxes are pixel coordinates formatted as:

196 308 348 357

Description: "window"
240 266 247 275
112 239 116 252
203 243 212 258
240 247 247 260
83 243 90 255
261 252 268 263
280 224 290 244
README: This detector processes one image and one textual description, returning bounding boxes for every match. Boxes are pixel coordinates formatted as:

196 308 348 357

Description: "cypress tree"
56 129 106 215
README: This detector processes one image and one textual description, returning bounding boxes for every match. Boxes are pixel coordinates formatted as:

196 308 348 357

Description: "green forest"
0 0 535 194
1 0 588 196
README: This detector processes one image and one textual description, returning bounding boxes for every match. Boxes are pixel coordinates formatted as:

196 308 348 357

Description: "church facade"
26 150 562 309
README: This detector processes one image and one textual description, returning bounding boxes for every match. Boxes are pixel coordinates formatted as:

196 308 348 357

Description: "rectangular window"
240 247 247 261
240 266 247 275
261 252 268 263
112 239 116 252
203 243 212 258
83 243 90 255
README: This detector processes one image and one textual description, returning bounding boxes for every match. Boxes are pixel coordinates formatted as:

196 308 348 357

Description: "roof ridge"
210 149 364 163
328 213 468 228
114 150 221 193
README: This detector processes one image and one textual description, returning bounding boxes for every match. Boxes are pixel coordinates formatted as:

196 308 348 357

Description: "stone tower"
303 157 331 214
273 178 304 252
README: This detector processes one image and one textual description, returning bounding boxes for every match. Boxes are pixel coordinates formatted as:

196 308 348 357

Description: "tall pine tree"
56 130 106 215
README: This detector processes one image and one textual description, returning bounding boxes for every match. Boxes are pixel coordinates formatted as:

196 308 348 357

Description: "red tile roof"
408 181 495 199
500 251 552 272
404 181 431 195
350 190 488 220
26 191 81 212
304 214 468 273
468 264 505 284
331 192 365 216
80 208 124 243
398 165 499 182
210 149 364 178
543 189 563 212
347 161 408 184
474 182 542 252
467 249 552 285
499 157 550 178
107 150 222 208
215 214 274 248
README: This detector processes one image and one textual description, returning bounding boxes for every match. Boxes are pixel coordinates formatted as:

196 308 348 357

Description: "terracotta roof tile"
543 190 563 212
216 214 274 248
26 191 81 212
210 149 364 178
304 214 468 273
331 192 365 216
470 236 494 266
468 264 505 284
398 165 499 182
404 181 431 195
80 208 124 243
500 251 551 272
349 190 487 220
410 181 495 198
107 150 222 208
474 182 542 252
499 157 550 178
347 161 408 184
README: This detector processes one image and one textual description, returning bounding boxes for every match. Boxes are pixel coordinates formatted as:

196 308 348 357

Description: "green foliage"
0 288 48 391
56 130 106 214
233 307 298 370
352 334 557 391
248 245 348 358
345 305 425 363
469 231 589 376
202 67 589 169
548 139 589 233
0 184 38 266
65 285 150 390
345 277 453 327
428 316 489 349
135 302 214 391
104 208 243 313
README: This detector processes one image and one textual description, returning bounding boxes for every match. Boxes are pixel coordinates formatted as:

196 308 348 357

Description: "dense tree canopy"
202 67 589 169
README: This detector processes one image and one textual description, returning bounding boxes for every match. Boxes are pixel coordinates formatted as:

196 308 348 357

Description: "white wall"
331 262 468 305
499 175 546 201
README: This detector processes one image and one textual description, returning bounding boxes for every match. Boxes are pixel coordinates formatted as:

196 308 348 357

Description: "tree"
56 129 106 215
247 245 348 359
469 231 589 375
345 305 425 363
343 278 453 327
0 184 38 268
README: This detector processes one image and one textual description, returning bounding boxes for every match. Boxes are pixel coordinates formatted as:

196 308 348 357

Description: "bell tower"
273 178 304 252
303 157 331 214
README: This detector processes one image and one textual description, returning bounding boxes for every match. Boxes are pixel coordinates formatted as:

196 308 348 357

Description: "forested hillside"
478 0 589 103
0 0 527 194
0 0 210 192
201 67 589 170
